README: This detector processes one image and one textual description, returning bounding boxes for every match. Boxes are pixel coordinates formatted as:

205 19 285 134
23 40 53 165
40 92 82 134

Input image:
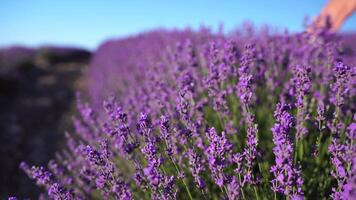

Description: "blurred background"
0 0 355 199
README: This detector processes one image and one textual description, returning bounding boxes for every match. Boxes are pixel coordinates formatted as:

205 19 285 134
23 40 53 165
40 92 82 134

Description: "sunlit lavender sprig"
205 42 223 111
330 62 352 108
227 176 241 200
20 162 77 200
329 116 356 200
315 101 327 156
103 100 139 155
237 44 260 186
242 114 259 185
138 113 162 189
270 103 304 198
78 140 133 200
138 113 177 199
293 64 311 139
205 127 232 187
187 148 206 189
237 44 255 107
339 157 356 200
160 115 175 156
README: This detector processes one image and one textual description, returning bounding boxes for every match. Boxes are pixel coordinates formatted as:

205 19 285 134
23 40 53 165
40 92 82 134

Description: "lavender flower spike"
188 148 206 189
237 44 255 107
242 114 259 185
293 64 311 139
205 127 232 187
270 103 304 198
293 64 311 109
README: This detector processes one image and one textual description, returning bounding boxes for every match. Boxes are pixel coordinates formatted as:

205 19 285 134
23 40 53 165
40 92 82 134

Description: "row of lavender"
17 28 355 199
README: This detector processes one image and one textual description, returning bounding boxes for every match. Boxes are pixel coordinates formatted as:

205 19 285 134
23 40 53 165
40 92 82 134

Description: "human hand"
311 0 356 32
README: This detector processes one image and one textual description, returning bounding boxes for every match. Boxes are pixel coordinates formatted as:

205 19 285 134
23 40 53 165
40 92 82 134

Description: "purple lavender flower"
237 44 255 106
227 176 241 200
347 122 356 140
81 145 105 166
329 141 347 200
141 139 164 191
205 42 222 110
223 40 239 76
48 183 69 200
205 127 232 187
137 112 154 140
242 114 259 185
315 102 326 132
47 160 74 187
103 98 128 123
330 61 352 107
161 175 177 200
329 118 356 199
76 93 98 128
339 157 356 200
176 93 190 122
179 70 195 95
293 64 311 108
72 117 95 144
138 113 176 198
293 64 311 139
270 103 303 198
187 148 206 189
160 115 175 156
20 163 76 199
112 179 133 200
31 166 53 185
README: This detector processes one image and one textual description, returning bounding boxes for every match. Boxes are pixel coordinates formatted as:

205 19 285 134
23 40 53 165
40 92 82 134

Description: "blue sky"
1 0 355 50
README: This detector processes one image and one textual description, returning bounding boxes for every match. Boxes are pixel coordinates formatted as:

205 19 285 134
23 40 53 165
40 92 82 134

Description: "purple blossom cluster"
16 27 356 200
293 64 311 139
270 103 303 198
205 127 232 187
19 162 78 200
328 115 356 200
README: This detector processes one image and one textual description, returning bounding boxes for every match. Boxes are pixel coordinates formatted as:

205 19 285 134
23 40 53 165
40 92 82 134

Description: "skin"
311 0 356 32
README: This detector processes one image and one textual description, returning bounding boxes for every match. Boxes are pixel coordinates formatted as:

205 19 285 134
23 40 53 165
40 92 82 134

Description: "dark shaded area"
0 46 91 199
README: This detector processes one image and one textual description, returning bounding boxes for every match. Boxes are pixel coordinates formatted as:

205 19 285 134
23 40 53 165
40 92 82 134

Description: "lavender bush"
17 27 355 200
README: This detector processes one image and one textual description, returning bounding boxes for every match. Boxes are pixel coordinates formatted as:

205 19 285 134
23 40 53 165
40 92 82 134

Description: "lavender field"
4 26 352 200
3 0 356 199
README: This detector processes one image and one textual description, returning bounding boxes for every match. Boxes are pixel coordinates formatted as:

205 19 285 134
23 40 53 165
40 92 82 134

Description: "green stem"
219 186 225 196
162 132 194 200
317 120 323 148
182 177 194 200
316 132 323 163
253 186 260 200
223 185 229 197
201 189 208 199
171 158 193 200
238 174 246 199
294 140 299 166
347 139 354 173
